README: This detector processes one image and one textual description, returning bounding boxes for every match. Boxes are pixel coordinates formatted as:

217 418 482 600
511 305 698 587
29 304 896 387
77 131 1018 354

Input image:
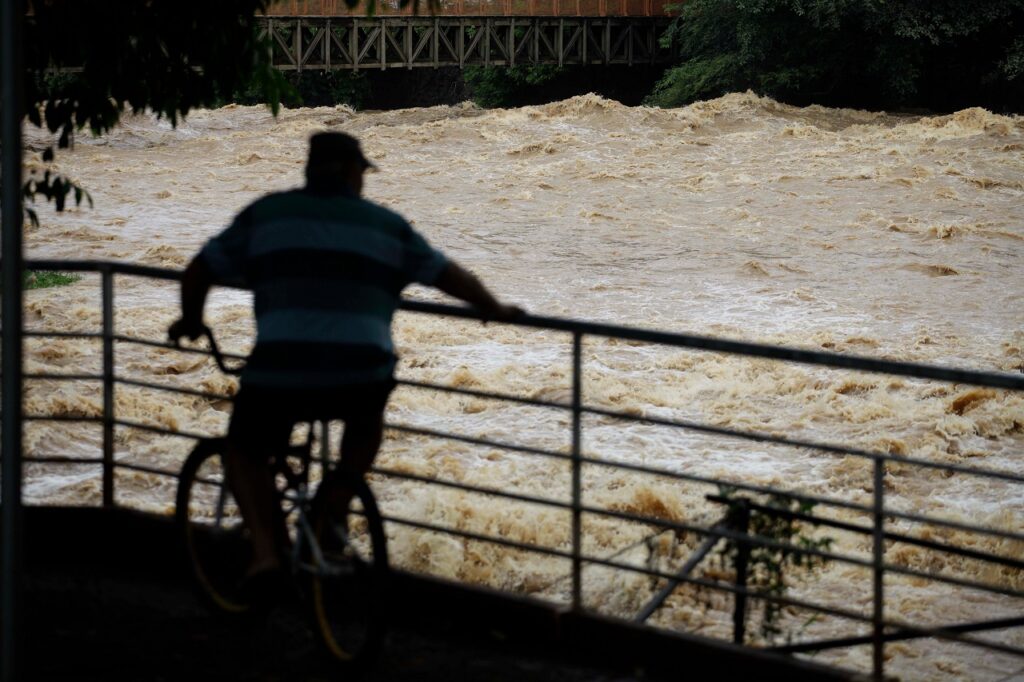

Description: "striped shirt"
200 187 447 388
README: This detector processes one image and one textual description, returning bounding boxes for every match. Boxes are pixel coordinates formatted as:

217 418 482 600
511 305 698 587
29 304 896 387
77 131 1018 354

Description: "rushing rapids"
19 92 1024 680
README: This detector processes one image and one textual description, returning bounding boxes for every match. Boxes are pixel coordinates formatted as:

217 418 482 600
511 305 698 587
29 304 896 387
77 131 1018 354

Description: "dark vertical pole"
872 457 885 680
404 20 412 69
570 332 582 610
101 267 115 508
351 18 359 71
557 18 563 67
1 0 25 680
325 19 331 69
731 501 751 645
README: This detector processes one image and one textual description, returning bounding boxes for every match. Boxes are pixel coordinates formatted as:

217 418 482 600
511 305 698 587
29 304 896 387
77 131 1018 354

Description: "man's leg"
224 440 284 576
322 408 385 516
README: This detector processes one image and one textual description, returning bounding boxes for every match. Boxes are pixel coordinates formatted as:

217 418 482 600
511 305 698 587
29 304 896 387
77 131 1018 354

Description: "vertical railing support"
1 1 26 679
101 267 115 508
570 331 583 610
731 501 751 645
872 456 885 680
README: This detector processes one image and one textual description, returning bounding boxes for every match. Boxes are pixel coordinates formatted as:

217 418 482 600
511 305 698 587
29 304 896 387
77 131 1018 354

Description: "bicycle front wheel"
306 476 389 667
176 438 251 614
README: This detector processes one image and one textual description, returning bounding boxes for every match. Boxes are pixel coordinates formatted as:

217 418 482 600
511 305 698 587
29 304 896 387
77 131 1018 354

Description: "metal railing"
11 258 1024 680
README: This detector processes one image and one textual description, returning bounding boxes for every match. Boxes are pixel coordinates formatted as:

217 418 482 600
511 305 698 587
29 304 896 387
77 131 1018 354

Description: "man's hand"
482 303 525 323
435 262 525 323
167 317 206 345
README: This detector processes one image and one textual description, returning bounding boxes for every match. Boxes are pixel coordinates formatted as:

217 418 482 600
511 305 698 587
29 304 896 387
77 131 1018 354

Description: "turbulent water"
19 92 1024 680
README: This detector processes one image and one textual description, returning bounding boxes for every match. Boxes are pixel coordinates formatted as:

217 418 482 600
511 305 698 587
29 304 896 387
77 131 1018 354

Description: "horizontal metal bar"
24 259 182 282
113 461 180 479
377 466 872 577
397 378 568 411
112 418 206 441
888 509 1024 545
706 494 873 535
22 456 103 465
878 618 1024 659
589 553 873 625
384 422 571 461
24 259 1024 392
772 615 1024 654
707 495 1024 571
580 454 873 515
380 513 574 562
587 499 1024 598
397 300 1024 391
373 466 568 510
579 502 875 570
24 373 102 382
383 454 869 571
117 377 233 402
585 405 1024 485
885 531 1024 572
113 334 248 363
24 330 101 340
883 562 1024 600
23 415 102 424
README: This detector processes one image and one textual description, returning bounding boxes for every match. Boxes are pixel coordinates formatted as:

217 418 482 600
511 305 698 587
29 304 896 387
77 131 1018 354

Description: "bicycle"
173 326 389 667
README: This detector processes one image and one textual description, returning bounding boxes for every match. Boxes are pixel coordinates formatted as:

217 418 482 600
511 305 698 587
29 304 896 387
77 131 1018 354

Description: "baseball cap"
307 131 376 172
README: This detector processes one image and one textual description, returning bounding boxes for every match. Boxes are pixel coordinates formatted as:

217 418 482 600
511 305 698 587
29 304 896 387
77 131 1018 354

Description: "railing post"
102 266 115 508
1 1 26 679
872 456 885 680
571 331 583 610
732 500 751 645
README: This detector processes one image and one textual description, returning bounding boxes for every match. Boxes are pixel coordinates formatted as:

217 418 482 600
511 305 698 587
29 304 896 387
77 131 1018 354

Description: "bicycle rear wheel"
306 476 389 667
176 438 251 614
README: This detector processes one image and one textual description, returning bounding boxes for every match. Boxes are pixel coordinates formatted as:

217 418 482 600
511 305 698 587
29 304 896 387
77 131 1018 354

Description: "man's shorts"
226 380 396 455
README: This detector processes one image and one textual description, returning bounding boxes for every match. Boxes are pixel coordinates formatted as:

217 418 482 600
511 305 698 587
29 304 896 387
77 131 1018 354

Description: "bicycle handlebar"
201 325 245 376
170 324 245 376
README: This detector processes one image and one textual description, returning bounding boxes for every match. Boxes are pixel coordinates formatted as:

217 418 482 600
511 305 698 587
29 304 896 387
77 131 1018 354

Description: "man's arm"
168 256 214 343
434 261 523 321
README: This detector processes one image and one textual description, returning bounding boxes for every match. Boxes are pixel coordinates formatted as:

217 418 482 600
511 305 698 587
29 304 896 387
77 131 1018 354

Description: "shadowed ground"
16 507 854 681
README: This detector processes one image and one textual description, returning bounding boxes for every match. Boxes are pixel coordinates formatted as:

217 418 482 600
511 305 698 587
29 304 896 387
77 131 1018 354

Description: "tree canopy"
18 0 438 223
647 0 1024 111
16 0 293 223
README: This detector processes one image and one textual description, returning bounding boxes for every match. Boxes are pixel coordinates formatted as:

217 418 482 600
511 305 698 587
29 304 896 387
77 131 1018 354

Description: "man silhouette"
169 131 521 586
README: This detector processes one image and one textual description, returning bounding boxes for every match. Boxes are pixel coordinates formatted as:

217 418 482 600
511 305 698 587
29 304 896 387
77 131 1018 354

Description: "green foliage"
22 271 80 290
648 0 1024 111
712 486 834 643
464 65 563 108
19 0 294 221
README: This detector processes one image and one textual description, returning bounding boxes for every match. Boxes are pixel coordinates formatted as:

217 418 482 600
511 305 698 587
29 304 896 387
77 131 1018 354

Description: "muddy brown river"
18 92 1024 680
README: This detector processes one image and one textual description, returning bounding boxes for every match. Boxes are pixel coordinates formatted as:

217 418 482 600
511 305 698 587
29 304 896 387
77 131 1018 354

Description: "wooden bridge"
261 1 675 70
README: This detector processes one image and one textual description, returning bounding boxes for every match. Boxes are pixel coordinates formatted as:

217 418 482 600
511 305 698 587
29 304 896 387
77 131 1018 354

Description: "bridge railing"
266 0 675 17
11 259 1024 681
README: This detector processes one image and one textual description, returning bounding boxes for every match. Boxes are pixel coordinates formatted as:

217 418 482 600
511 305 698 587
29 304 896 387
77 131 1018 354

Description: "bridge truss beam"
258 16 674 70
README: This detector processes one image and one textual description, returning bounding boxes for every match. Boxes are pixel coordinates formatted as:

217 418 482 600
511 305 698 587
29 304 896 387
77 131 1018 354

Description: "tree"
15 0 435 224
15 0 290 225
646 0 1024 112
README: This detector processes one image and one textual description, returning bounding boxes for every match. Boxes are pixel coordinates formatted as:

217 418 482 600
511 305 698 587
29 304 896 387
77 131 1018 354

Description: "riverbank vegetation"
24 272 80 290
648 0 1024 112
